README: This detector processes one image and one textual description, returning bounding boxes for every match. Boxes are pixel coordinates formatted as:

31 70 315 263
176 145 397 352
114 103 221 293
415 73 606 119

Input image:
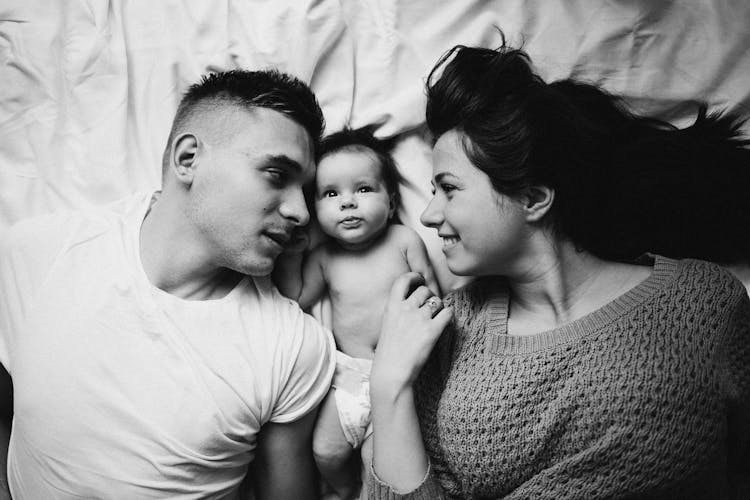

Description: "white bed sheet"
2 0 749 290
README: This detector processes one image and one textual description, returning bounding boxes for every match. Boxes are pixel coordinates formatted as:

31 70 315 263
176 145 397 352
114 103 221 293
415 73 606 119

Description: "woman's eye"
440 183 456 193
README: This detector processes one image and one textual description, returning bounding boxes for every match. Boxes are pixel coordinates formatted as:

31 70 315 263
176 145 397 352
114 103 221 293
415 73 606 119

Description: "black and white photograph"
0 1 748 498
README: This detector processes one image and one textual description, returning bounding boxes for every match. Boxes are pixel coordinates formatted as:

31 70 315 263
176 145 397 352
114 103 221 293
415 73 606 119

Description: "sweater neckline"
484 255 678 355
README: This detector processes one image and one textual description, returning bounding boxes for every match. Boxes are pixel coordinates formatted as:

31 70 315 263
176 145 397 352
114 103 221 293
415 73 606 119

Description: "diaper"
332 351 373 449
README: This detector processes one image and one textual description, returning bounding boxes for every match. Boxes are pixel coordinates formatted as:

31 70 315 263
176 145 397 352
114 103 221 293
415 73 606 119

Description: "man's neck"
139 193 242 301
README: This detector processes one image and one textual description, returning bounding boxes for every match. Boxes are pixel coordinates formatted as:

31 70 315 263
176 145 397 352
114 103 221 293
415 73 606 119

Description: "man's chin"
229 256 276 277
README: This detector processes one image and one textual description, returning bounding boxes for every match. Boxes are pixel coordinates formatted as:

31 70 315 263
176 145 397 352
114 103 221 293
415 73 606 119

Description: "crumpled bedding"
2 0 749 290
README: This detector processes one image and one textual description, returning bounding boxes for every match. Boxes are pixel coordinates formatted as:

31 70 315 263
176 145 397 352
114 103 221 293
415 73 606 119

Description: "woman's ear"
522 185 555 222
170 133 200 186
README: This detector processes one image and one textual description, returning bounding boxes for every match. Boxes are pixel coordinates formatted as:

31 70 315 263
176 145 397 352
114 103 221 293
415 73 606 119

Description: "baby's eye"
357 186 373 193
322 190 337 198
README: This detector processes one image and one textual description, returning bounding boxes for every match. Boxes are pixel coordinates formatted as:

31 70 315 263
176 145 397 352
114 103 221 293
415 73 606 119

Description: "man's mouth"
264 231 291 248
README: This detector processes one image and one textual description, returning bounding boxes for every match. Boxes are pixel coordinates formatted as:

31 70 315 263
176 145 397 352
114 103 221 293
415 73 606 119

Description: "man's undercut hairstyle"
319 126 403 221
426 32 750 264
164 69 325 172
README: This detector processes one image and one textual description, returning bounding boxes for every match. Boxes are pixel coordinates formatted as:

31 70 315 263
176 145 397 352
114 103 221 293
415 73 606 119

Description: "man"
0 69 335 499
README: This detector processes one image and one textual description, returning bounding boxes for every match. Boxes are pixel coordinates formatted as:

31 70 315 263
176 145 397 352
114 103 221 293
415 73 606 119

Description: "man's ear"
522 185 555 222
170 133 200 186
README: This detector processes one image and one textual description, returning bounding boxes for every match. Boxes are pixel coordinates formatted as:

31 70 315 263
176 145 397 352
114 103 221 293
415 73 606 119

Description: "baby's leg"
357 435 373 500
314 389 359 500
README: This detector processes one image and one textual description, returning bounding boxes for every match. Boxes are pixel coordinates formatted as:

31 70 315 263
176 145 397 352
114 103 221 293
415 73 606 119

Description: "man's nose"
281 189 310 226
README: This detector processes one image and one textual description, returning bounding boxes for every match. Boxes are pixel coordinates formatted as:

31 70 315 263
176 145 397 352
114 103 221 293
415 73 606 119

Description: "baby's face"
314 149 394 248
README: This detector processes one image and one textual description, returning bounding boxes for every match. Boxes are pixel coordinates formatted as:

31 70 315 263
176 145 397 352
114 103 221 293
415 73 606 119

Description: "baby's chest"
325 248 410 299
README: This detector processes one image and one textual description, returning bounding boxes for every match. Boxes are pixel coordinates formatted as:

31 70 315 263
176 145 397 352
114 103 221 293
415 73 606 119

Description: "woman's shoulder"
671 257 746 296
656 256 749 320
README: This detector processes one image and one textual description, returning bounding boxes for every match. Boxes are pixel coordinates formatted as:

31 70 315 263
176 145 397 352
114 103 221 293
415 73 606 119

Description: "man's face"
187 107 315 276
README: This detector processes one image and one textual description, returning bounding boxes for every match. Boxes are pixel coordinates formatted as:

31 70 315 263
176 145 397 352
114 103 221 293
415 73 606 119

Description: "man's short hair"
163 69 325 174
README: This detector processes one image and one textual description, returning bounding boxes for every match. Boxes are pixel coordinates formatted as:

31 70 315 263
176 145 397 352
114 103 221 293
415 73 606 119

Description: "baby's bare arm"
401 227 442 296
297 248 328 310
273 252 304 301
273 245 327 310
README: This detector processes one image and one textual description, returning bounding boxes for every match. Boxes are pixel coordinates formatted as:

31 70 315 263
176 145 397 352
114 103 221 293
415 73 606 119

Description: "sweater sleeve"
366 460 446 500
721 285 750 498
362 293 466 500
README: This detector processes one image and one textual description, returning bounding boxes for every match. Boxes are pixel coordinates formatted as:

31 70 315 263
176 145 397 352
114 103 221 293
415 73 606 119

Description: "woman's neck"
505 240 649 335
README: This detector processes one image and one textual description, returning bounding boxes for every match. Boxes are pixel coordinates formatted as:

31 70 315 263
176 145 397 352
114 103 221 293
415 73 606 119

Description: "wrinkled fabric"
1 0 749 290
332 350 373 448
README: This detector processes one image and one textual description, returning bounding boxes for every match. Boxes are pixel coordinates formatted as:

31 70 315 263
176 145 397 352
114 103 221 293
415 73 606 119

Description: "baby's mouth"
340 217 362 228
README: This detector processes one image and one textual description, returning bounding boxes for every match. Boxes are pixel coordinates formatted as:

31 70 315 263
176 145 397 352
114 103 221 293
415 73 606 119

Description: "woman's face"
420 130 529 277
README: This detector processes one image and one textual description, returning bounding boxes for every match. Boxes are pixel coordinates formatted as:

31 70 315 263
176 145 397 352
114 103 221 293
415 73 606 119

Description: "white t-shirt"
0 192 335 499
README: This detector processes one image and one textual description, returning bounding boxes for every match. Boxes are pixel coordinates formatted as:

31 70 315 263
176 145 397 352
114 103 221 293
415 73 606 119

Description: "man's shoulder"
246 276 329 330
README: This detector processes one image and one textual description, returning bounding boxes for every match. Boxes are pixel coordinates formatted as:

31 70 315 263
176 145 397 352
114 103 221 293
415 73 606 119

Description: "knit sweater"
367 256 750 499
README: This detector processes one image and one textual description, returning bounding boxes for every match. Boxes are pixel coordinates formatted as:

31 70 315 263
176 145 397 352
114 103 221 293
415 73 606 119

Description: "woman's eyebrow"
434 172 457 183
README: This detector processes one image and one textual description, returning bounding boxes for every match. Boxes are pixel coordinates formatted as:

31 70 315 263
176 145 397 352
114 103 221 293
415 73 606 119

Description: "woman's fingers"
421 295 443 317
432 306 452 330
408 286 434 308
373 273 454 387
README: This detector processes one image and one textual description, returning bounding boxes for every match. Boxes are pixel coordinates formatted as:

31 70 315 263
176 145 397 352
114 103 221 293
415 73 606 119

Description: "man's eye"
267 169 287 183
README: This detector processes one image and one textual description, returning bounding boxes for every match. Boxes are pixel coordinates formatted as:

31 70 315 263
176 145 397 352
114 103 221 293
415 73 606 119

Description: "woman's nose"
420 196 442 228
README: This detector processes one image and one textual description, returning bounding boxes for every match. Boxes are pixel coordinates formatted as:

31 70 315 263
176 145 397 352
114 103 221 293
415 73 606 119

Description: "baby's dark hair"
426 33 750 264
319 126 403 222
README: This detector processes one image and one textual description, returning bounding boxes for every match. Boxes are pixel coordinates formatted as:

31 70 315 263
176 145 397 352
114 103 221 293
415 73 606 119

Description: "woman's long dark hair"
426 35 750 264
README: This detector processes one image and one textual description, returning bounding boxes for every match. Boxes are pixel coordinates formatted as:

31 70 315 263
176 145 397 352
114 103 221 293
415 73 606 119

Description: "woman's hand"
372 272 453 391
368 272 452 494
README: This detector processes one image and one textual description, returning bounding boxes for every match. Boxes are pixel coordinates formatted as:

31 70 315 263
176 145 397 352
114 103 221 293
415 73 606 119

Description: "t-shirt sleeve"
0 214 76 373
269 302 336 423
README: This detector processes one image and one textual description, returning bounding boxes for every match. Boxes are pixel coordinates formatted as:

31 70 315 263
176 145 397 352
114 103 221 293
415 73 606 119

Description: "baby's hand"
283 226 310 254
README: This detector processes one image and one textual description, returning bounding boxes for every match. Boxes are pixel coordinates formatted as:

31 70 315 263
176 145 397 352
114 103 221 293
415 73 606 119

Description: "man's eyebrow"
262 154 304 173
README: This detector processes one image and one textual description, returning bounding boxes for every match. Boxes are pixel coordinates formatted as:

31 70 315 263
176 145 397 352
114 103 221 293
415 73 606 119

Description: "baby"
275 127 440 499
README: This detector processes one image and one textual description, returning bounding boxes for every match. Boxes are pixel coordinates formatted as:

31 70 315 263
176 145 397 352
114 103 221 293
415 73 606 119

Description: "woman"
366 39 750 499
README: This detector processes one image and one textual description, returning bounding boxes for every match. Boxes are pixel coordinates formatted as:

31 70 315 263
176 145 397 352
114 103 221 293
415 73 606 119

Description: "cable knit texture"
367 256 750 499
